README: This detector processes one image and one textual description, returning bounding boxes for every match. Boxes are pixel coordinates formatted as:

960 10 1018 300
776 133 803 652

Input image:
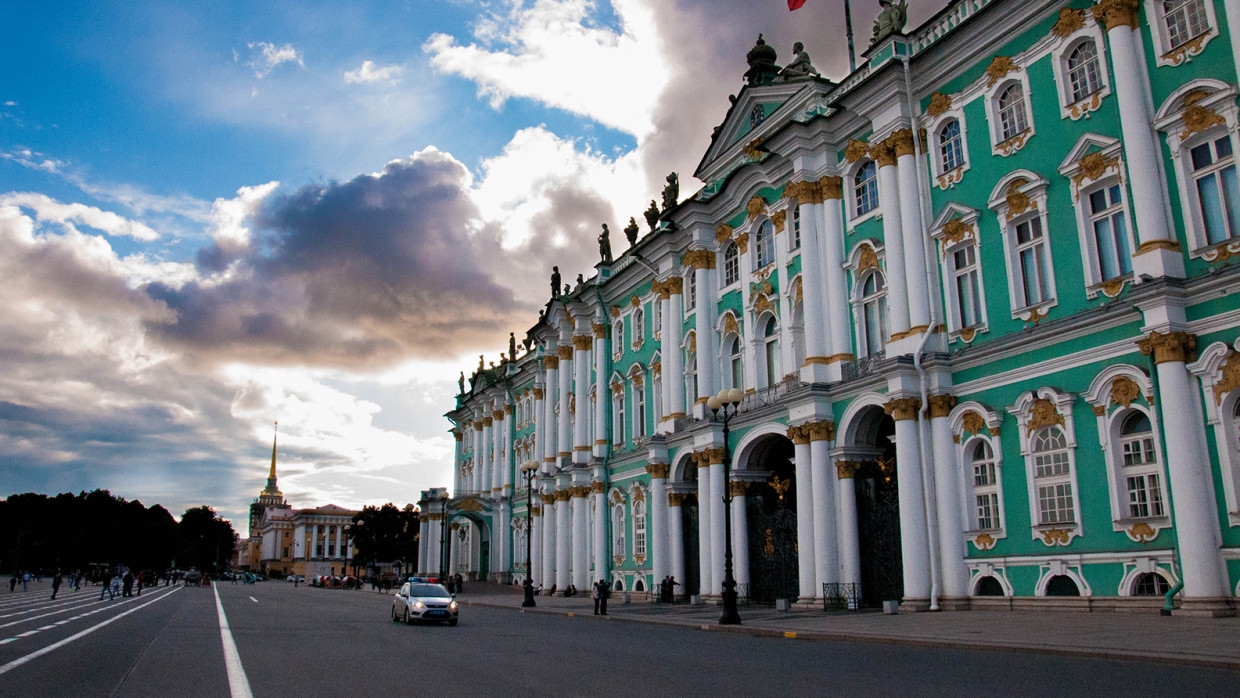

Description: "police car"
391 578 459 626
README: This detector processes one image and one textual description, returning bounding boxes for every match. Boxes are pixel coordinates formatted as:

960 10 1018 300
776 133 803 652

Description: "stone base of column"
799 361 843 385
1132 244 1186 280
935 596 971 611
885 333 925 357
1173 597 1236 618
899 597 933 612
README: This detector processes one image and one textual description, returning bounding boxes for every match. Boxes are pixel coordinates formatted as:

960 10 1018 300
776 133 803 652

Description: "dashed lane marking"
249 597 258 603
214 584 254 698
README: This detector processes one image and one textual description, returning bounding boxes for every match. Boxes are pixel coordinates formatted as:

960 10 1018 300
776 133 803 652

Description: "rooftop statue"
661 172 679 212
624 217 639 246
509 332 517 360
644 200 660 232
779 42 820 80
871 0 908 46
576 273 584 286
598 223 613 263
743 34 781 86
458 371 465 394
550 266 561 299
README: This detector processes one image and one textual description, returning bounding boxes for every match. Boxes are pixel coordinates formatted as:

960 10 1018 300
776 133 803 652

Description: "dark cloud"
145 150 529 369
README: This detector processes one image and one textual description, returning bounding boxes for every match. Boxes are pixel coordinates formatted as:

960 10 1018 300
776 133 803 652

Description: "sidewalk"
456 582 1240 670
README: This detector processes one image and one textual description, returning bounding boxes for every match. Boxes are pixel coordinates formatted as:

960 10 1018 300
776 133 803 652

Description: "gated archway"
848 406 902 607
740 433 799 604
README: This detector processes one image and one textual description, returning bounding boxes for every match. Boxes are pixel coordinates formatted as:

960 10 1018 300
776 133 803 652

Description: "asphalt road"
0 580 1234 697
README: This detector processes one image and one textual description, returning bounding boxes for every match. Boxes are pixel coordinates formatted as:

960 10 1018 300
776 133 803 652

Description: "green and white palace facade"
427 0 1240 615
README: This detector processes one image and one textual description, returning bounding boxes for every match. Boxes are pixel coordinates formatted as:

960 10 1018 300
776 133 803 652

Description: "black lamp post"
520 461 538 607
708 387 744 626
437 491 450 583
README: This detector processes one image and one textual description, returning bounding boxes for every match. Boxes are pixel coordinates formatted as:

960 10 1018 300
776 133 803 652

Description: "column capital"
835 460 862 479
807 420 835 442
668 492 692 507
553 489 572 502
570 485 591 499
728 480 751 497
817 175 843 201
482 416 494 427
539 493 556 505
1137 331 1197 364
704 447 727 466
532 387 545 400
786 424 811 445
884 397 922 421
888 128 916 158
870 139 898 168
542 355 559 370
572 334 594 351
557 345 575 360
645 462 670 479
589 481 606 494
927 394 958 419
1091 0 1139 31
592 322 608 339
683 248 716 270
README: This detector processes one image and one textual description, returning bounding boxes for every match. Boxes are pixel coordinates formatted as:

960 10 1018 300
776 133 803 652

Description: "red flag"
789 0 807 9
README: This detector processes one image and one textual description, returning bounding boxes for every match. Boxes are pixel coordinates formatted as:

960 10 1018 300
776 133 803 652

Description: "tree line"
0 490 237 575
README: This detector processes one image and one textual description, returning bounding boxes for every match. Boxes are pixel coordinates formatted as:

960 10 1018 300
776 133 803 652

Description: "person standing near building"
594 579 608 616
50 571 62 600
8 574 15 593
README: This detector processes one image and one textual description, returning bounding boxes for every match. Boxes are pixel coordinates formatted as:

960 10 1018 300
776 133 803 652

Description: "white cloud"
207 181 279 252
344 60 403 84
424 0 668 139
246 41 304 78
0 192 161 241
1 148 64 174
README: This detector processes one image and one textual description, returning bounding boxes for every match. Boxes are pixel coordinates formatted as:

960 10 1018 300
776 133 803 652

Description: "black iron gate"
746 489 799 604
681 499 700 596
855 461 902 607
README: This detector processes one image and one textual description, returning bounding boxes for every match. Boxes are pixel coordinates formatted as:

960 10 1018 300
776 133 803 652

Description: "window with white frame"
939 119 965 173
1015 215 1053 308
1087 183 1134 281
791 206 801 249
633 307 645 348
1118 411 1165 519
857 269 888 356
613 319 624 359
611 502 626 559
728 335 744 390
761 315 780 386
1162 0 1210 50
1066 41 1103 104
970 439 1002 531
854 161 879 217
1032 427 1075 525
723 242 740 285
951 242 983 330
755 220 775 268
998 84 1030 142
1191 135 1239 245
685 344 698 403
633 380 646 439
685 273 697 310
652 296 662 338
612 390 625 445
633 499 647 561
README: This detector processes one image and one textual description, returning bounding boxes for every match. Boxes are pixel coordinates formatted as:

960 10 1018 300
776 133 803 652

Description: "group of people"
658 576 681 604
96 569 148 600
591 579 609 615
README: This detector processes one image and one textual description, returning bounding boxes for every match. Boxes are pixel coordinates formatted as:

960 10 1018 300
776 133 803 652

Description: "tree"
176 506 236 573
348 503 419 573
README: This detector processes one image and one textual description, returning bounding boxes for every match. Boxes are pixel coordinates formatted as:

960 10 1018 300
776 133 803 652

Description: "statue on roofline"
661 172 679 212
458 372 465 394
509 332 517 360
576 273 584 286
779 42 820 80
598 224 613 263
624 217 639 246
871 0 908 46
644 200 660 232
550 266 561 299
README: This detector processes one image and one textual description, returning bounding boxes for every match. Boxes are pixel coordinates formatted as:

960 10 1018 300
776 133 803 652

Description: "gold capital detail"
557 345 574 360
869 140 897 168
703 447 726 466
729 481 751 497
1212 353 1240 404
569 485 589 499
592 322 608 339
553 489 572 502
926 92 952 118
668 492 691 507
985 55 1019 88
665 276 682 295
771 209 787 234
884 397 921 421
1091 0 1139 31
1137 331 1197 365
532 387 545 400
646 462 670 479
844 139 870 163
572 335 593 351
807 420 835 442
539 493 555 505
835 460 862 479
786 424 810 445
1027 398 1065 432
715 223 734 243
542 355 559 369
818 176 843 201
1051 7 1085 37
747 196 768 219
482 416 493 427
888 129 916 158
683 249 715 270
928 394 958 419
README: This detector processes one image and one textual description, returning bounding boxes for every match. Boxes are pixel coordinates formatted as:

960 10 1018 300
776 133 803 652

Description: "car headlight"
449 601 458 611
414 600 424 610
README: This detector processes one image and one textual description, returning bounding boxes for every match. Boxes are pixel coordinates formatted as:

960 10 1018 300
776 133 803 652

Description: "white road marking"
248 597 258 603
0 586 181 676
213 585 254 698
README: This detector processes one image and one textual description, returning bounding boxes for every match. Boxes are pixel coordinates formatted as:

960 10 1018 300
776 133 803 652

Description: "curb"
462 599 1240 671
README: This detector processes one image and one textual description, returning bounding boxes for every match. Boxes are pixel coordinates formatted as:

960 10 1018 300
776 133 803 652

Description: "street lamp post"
520 461 539 607
437 491 451 583
708 387 744 626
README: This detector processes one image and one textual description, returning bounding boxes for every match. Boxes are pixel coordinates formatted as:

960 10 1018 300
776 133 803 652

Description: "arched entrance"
850 406 903 607
680 463 701 596
450 513 490 581
741 434 799 604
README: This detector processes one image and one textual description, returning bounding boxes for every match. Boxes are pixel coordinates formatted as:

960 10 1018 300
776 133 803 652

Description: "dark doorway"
745 436 799 604
479 541 490 582
1046 575 1080 596
855 411 902 607
681 498 700 596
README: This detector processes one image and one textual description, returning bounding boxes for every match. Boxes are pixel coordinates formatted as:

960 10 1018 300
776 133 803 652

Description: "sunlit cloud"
344 60 403 85
245 41 304 78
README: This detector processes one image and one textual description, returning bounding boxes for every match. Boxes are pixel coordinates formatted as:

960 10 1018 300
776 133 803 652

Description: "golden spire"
261 421 282 497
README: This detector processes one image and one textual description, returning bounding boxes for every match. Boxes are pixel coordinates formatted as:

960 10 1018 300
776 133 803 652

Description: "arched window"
1119 411 1164 518
1032 427 1074 525
1066 41 1102 103
859 270 888 356
791 206 801 249
975 576 1005 596
728 335 744 390
633 499 647 560
612 389 625 446
854 161 879 217
971 440 1000 531
723 242 739 285
762 315 780 386
755 220 775 268
1045 575 1080 596
613 319 624 357
939 119 964 172
685 273 697 310
611 503 626 560
1132 572 1171 596
998 84 1029 141
686 345 698 402
633 380 646 439
633 307 645 346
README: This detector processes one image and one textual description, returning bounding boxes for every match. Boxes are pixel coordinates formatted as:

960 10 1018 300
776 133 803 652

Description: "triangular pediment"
1058 133 1121 172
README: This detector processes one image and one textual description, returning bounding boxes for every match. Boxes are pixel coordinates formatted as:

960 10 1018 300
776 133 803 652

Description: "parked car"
391 581 458 626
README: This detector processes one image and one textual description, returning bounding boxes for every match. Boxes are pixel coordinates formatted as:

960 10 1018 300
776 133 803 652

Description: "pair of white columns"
869 132 931 341
656 281 687 424
542 355 559 473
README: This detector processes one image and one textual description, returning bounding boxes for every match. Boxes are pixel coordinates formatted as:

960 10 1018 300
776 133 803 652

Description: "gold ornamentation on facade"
1068 91 1104 120
1075 151 1118 188
736 231 750 254
959 327 977 343
1134 239 1181 256
973 533 996 551
783 179 813 205
492 409 504 421
752 293 774 316
807 420 835 442
1027 398 1065 432
728 481 750 497
557 345 574 360
888 129 916 158
688 332 696 354
1181 91 1226 139
571 334 593 351
1127 522 1157 543
1051 7 1085 37
532 387 544 400
1212 352 1240 404
482 416 493 428
835 460 862 479
1005 178 1032 219
857 244 879 272
1092 405 1106 416
1099 278 1125 298
1040 528 1072 546
769 476 791 501
743 139 765 161
651 360 661 378
984 55 1019 87
683 248 716 270
926 91 953 118
1163 33 1208 65
632 487 645 502
792 276 803 306
668 492 691 506
818 176 843 201
1109 376 1141 408
458 497 485 512
542 355 560 369
844 138 870 163
928 394 958 419
869 139 897 167
786 424 810 445
747 196 768 219
592 322 608 339
771 209 787 234
1137 330 1197 365
715 223 733 243
723 312 739 337
704 447 727 466
875 455 895 482
665 276 682 295
884 397 922 421
996 130 1032 157
937 166 966 190
1091 0 1139 31
645 462 670 479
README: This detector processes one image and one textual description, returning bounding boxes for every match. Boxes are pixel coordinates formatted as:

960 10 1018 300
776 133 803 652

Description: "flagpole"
844 0 856 72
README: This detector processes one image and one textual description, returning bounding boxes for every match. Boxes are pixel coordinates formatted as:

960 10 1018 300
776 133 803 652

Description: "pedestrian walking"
122 571 134 597
73 571 81 592
596 579 608 615
21 572 29 592
51 572 62 600
100 571 115 600
8 575 15 593
111 573 122 598
591 580 601 614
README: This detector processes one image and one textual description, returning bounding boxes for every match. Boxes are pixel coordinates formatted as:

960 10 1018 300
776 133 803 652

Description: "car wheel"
448 618 458 627
403 608 412 625
391 607 399 622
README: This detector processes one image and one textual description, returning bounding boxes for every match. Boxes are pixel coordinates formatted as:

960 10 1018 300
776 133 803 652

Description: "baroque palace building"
431 0 1240 615
241 427 359 578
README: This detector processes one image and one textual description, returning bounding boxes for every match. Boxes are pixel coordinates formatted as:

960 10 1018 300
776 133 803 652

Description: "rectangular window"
1164 0 1210 49
1034 448 1070 478
953 245 982 328
1089 184 1132 280
973 458 996 487
1126 473 1165 518
1015 217 1050 306
685 274 696 310
634 386 646 438
792 206 801 248
1037 482 1075 524
976 493 999 530
1192 137 1240 245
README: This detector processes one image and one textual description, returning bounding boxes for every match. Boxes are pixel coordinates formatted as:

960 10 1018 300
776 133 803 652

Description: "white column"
668 494 686 595
496 501 509 580
491 411 503 496
895 131 931 332
558 346 573 464
418 518 430 575
554 492 571 591
666 282 686 419
530 508 542 585
930 396 969 600
708 458 726 596
573 337 591 465
334 525 342 560
481 416 493 496
571 487 589 589
502 405 513 495
809 424 839 593
696 456 714 597
819 189 853 363
452 430 463 494
427 517 442 578
889 399 930 606
1099 5 1183 279
593 326 609 458
874 144 910 336
543 357 559 472
648 465 669 585
789 427 816 600
692 260 718 411
836 463 861 588
1229 1 1240 89
540 490 556 589
534 387 546 477
1143 332 1231 602
472 422 484 495
730 483 750 591
794 187 830 383
593 484 608 585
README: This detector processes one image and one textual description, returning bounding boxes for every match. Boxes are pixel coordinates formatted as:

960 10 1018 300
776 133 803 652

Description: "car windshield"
409 583 451 597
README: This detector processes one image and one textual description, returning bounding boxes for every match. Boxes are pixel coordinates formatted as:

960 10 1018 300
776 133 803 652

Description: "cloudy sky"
0 0 947 529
